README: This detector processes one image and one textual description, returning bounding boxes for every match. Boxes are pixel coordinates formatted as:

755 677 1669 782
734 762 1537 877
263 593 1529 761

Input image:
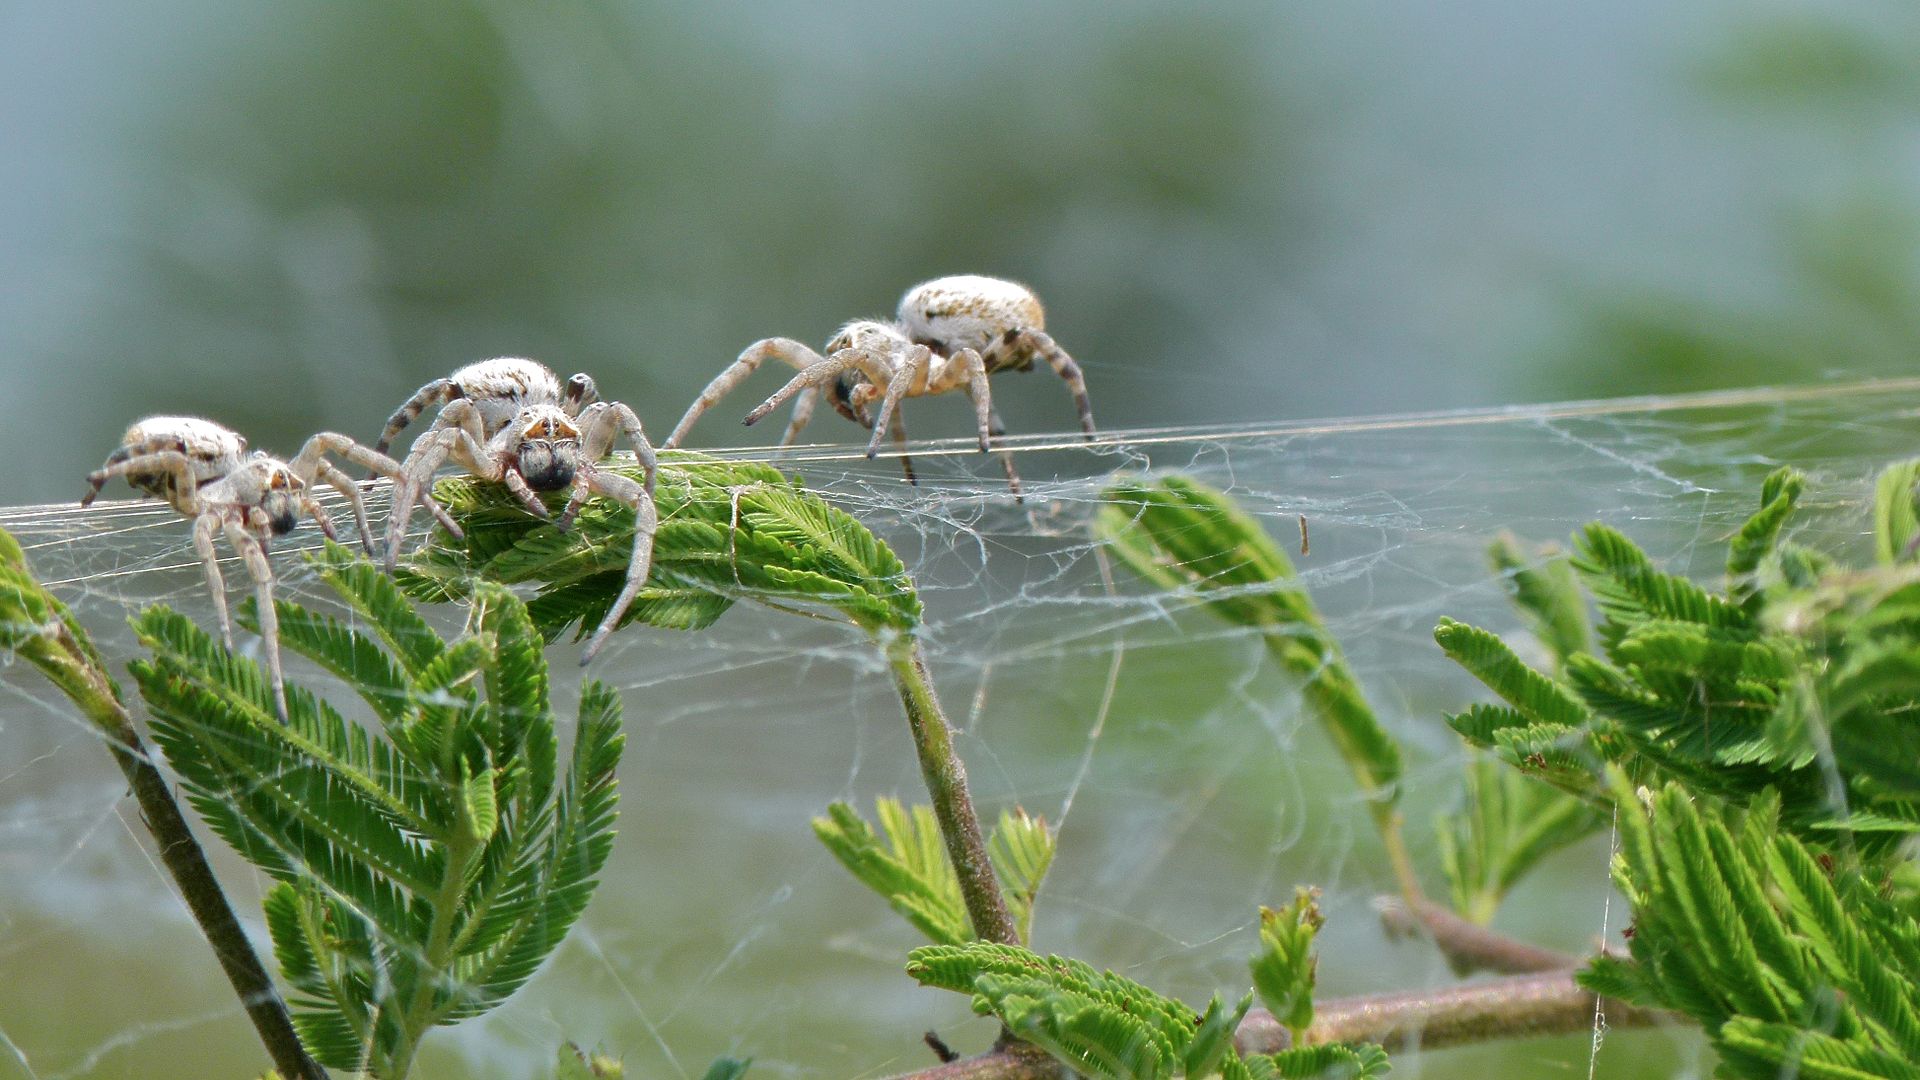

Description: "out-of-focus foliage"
401 457 920 640
1548 7 1920 397
1439 461 1920 857
908 940 1388 1080
812 799 1055 947
131 545 623 1077
1585 780 1920 1079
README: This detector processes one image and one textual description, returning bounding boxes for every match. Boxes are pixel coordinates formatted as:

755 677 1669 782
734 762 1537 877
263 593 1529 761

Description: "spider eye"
526 419 551 439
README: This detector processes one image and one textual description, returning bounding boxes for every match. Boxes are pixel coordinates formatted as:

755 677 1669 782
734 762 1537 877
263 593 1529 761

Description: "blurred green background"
3 2 1919 1079
7 1 1917 505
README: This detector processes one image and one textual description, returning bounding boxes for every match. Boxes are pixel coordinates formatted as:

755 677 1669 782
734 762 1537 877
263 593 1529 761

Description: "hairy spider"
81 415 456 720
375 357 658 662
661 274 1095 491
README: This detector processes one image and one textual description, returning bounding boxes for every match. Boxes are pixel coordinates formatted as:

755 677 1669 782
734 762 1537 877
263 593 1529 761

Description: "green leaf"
1488 533 1590 666
813 799 969 946
309 540 447 676
1433 619 1590 730
1590 773 1920 1076
415 459 920 649
1183 993 1254 1080
1100 476 1402 803
1728 466 1804 596
132 561 623 1076
1254 1042 1391 1079
1877 460 1920 566
1436 759 1601 924
988 808 1056 946
909 942 1210 1077
1250 888 1322 1038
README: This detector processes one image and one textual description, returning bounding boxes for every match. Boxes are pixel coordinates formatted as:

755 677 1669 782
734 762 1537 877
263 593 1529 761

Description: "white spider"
82 415 455 720
661 274 1095 490
374 357 659 663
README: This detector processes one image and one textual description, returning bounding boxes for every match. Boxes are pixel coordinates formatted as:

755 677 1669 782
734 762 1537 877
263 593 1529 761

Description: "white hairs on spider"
80 414 458 720
663 274 1096 495
372 357 660 664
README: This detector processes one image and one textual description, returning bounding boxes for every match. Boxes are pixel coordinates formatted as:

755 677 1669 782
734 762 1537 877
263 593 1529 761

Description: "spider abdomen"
898 274 1045 355
448 357 567 435
109 415 249 501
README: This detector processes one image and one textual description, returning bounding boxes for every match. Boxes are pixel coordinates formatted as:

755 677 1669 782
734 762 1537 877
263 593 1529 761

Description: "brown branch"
883 970 1674 1080
1373 895 1580 975
31 621 327 1080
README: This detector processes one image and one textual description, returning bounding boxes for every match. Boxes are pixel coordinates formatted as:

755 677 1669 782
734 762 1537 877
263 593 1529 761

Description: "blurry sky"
3 0 1918 504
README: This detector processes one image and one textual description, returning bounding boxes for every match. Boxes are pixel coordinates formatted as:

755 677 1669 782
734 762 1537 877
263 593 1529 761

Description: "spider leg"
305 495 342 545
665 338 824 448
559 402 657 532
296 433 464 551
1007 329 1095 439
888 408 917 485
82 450 199 510
577 468 658 665
943 347 995 453
745 346 889 428
988 407 1024 502
386 403 491 570
563 373 598 417
192 512 234 649
865 344 929 460
226 518 288 721
501 469 549 519
780 385 820 446
372 377 458 462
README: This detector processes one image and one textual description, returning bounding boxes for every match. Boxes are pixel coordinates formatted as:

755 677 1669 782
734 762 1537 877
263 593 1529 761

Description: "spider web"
5 378 1916 1080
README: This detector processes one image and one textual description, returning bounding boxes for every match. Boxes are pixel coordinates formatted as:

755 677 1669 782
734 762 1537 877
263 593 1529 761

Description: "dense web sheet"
4 378 1918 1079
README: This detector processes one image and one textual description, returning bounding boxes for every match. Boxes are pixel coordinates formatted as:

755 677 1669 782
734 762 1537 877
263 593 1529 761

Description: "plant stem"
30 622 327 1080
886 638 1018 946
885 970 1671 1079
1373 895 1580 975
386 832 480 1079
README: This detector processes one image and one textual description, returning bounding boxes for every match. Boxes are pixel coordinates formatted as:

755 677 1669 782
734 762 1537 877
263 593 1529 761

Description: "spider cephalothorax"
82 415 455 719
375 357 659 662
662 274 1095 492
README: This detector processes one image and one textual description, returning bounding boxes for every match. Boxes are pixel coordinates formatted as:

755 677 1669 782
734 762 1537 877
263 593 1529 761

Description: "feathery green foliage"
814 799 1054 946
401 457 920 643
1436 536 1604 924
1095 476 1402 814
1585 775 1920 1078
0 524 116 703
909 938 1386 1079
1436 760 1599 926
1487 532 1591 665
1439 462 1920 852
1249 888 1322 1042
130 542 623 1078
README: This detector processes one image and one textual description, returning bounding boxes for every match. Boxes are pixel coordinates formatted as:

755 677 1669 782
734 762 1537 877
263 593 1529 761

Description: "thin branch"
1373 895 1581 975
34 621 327 1080
884 970 1674 1080
887 639 1019 946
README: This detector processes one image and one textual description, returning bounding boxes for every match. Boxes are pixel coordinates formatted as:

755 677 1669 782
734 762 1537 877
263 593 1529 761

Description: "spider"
661 274 1095 492
81 415 457 720
374 357 658 663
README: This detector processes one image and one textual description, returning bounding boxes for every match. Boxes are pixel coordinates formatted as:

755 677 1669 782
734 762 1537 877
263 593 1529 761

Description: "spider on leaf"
662 274 1095 494
82 415 455 720
373 357 659 663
